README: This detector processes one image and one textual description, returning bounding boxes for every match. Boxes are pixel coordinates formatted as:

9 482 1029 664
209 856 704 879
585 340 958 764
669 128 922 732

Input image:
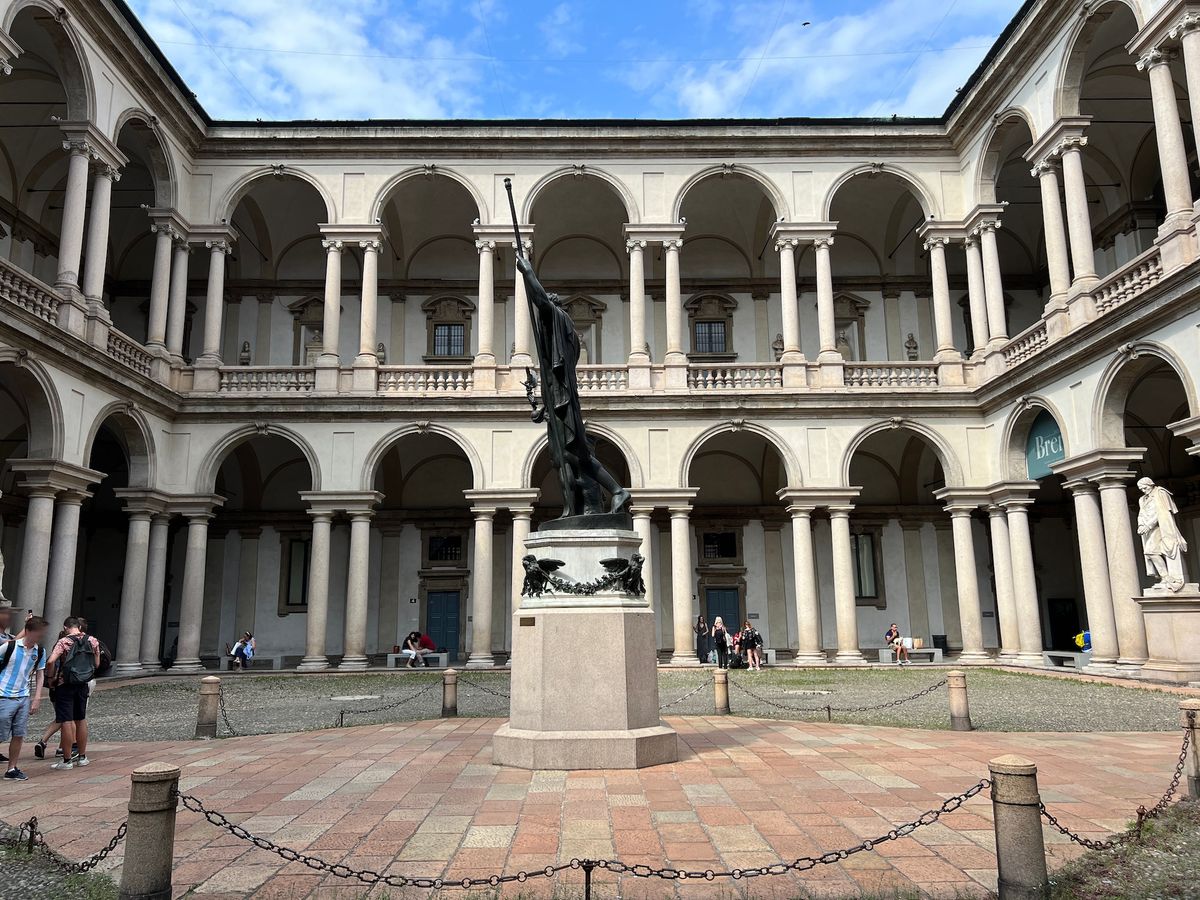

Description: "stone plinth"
1137 587 1200 683
492 527 678 770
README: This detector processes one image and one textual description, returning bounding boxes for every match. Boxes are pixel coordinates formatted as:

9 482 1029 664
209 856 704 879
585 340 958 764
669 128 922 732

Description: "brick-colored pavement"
0 717 1182 899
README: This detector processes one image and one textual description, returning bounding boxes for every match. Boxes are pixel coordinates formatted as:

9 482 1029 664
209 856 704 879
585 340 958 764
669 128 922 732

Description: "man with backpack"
0 615 47 781
45 618 99 771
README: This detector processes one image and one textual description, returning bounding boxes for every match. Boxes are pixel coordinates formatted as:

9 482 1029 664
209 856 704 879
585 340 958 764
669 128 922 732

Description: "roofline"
108 0 1039 133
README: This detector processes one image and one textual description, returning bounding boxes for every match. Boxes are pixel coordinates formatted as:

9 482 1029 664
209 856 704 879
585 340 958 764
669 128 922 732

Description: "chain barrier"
1039 710 1194 850
336 680 441 727
0 815 127 875
729 677 947 721
455 673 511 700
659 681 709 711
174 778 990 890
217 685 238 737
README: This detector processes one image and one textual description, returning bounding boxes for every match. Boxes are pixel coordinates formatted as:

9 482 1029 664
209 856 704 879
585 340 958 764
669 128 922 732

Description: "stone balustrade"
1002 321 1050 369
107 327 153 378
217 366 316 394
1093 246 1163 315
0 257 59 323
576 365 629 392
843 362 939 388
378 365 474 393
687 363 784 390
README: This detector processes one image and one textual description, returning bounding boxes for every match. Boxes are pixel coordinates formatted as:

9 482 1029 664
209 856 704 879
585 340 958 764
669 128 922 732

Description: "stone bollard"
1182 699 1200 800
118 762 180 900
988 755 1047 900
194 676 220 739
714 669 729 715
442 668 458 718
947 670 973 732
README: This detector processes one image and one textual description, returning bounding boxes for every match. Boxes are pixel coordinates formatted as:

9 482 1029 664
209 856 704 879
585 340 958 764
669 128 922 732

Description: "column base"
834 650 865 664
466 654 495 669
627 361 652 391
170 658 205 673
314 364 340 394
472 361 497 392
782 359 808 388
792 651 828 666
955 651 991 664
111 661 144 677
816 359 844 387
1082 657 1120 675
84 303 112 351
191 365 220 393
936 360 965 386
1116 657 1148 670
55 291 89 337
350 359 377 393
1011 652 1045 667
338 655 369 670
664 361 688 390
667 654 702 667
511 351 534 369
296 656 330 672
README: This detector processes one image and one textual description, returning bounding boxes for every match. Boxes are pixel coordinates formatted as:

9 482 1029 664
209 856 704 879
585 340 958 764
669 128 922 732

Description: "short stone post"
947 670 973 732
1182 699 1200 800
713 669 729 715
989 755 1047 900
194 676 220 739
118 762 180 900
442 668 458 718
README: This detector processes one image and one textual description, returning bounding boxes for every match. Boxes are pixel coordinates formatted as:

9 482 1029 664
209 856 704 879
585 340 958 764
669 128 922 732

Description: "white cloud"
537 2 584 58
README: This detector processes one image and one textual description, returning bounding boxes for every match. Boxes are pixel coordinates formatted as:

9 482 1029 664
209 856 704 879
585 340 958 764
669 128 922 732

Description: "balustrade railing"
218 367 315 393
1001 322 1049 369
843 362 939 387
576 365 628 391
0 257 59 323
687 363 783 390
378 366 474 393
1093 247 1163 315
106 328 153 378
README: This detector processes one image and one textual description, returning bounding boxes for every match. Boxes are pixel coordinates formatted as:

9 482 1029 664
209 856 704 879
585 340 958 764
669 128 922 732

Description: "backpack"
95 640 112 677
63 634 96 685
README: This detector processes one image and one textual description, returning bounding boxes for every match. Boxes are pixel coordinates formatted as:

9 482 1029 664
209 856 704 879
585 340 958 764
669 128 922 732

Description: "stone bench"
1042 650 1089 669
224 655 284 670
387 651 451 669
878 647 943 664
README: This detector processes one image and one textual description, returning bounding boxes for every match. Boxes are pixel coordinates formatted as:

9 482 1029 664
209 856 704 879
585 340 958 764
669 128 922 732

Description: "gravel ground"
0 839 118 900
25 666 1188 743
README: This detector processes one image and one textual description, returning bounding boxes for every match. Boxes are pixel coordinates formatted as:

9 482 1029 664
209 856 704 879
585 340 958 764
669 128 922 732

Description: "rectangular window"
429 535 463 562
694 320 727 354
283 538 310 610
433 323 465 357
702 531 738 560
851 532 878 600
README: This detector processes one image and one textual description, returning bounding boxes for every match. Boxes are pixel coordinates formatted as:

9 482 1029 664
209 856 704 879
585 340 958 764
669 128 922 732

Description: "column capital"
299 490 384 516
1168 413 1200 455
1169 11 1200 40
628 488 698 510
812 234 835 250
318 223 386 246
188 223 237 249
474 238 496 253
623 223 685 245
8 459 103 495
0 30 23 75
1049 448 1145 483
112 488 173 517
985 480 1039 505
1060 477 1100 496
962 204 1006 236
933 487 992 512
774 237 800 252
625 238 647 252
1136 46 1178 70
359 239 382 254
147 207 190 238
510 506 535 520
92 160 122 182
1024 116 1091 167
462 488 541 509
921 234 950 253
776 487 860 509
321 238 344 253
58 120 126 170
54 488 92 506
168 493 225 519
770 222 838 243
471 505 497 520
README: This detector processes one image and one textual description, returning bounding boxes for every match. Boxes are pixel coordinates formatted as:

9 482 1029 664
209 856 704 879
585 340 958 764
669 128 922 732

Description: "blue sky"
127 0 1026 121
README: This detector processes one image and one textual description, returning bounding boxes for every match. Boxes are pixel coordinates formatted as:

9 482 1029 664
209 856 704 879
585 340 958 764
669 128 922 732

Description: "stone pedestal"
1137 586 1200 683
492 527 678 770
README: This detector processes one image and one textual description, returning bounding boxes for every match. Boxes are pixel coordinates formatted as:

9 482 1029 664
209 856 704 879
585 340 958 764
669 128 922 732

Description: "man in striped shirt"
1 615 47 781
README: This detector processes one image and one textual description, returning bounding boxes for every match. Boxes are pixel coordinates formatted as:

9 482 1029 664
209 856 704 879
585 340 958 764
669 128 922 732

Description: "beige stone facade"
1 0 1198 673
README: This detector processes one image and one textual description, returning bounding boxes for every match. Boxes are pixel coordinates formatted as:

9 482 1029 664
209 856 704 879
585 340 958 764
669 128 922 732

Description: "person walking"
45 618 99 770
0 616 47 781
694 615 709 665
711 617 730 670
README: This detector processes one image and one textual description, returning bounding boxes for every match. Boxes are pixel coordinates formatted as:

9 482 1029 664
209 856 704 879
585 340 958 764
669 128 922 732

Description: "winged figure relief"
521 555 565 597
600 553 646 596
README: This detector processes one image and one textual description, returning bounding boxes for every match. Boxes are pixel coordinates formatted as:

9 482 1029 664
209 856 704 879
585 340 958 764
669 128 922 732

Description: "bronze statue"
507 179 630 521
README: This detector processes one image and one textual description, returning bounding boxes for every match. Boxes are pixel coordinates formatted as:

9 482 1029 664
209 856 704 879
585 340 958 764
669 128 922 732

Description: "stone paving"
0 716 1183 899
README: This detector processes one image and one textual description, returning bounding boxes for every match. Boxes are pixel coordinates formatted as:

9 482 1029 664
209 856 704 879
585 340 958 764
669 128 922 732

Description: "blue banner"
1026 409 1065 480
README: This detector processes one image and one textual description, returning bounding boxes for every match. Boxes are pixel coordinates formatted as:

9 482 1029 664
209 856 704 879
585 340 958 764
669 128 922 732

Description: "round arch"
523 166 639 224
521 423 644 491
973 108 1038 205
194 424 322 494
536 233 626 278
999 397 1072 481
371 166 486 224
840 419 964 488
679 421 803 489
3 0 94 121
1094 342 1200 448
671 164 788 223
1056 0 1145 118
81 403 156 488
0 349 64 459
360 424 484 491
822 164 939 221
112 108 177 208
215 167 337 225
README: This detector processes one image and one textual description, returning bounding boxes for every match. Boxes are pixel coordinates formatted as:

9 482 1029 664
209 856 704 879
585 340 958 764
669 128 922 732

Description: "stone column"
668 506 698 665
1096 474 1148 666
165 238 190 359
114 511 152 675
340 510 374 669
355 240 381 365
664 239 684 363
320 239 342 364
1030 160 1072 301
776 238 802 360
55 140 92 294
1138 49 1194 220
1064 480 1119 670
510 507 534 615
511 238 533 367
924 236 958 360
18 486 56 615
1058 138 1098 288
474 239 496 365
986 506 1020 661
1176 16 1200 177
1003 500 1044 665
146 224 175 349
631 506 656 612
140 513 171 670
977 222 1007 346
199 240 230 364
963 236 990 354
43 490 87 633
627 239 648 364
299 511 332 671
815 237 838 359
172 512 214 672
80 162 119 326
828 507 862 662
467 506 496 668
946 506 988 662
788 505 824 663
234 528 260 640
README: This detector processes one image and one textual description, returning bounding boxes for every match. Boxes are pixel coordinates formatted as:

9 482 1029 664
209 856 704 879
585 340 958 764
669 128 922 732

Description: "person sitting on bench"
884 624 910 666
400 631 429 668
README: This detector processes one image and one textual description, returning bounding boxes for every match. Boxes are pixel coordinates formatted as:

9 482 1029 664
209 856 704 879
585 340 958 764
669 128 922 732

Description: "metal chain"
0 816 127 874
337 680 441 726
730 678 946 715
217 685 238 737
174 778 990 887
659 681 709 711
456 674 511 699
